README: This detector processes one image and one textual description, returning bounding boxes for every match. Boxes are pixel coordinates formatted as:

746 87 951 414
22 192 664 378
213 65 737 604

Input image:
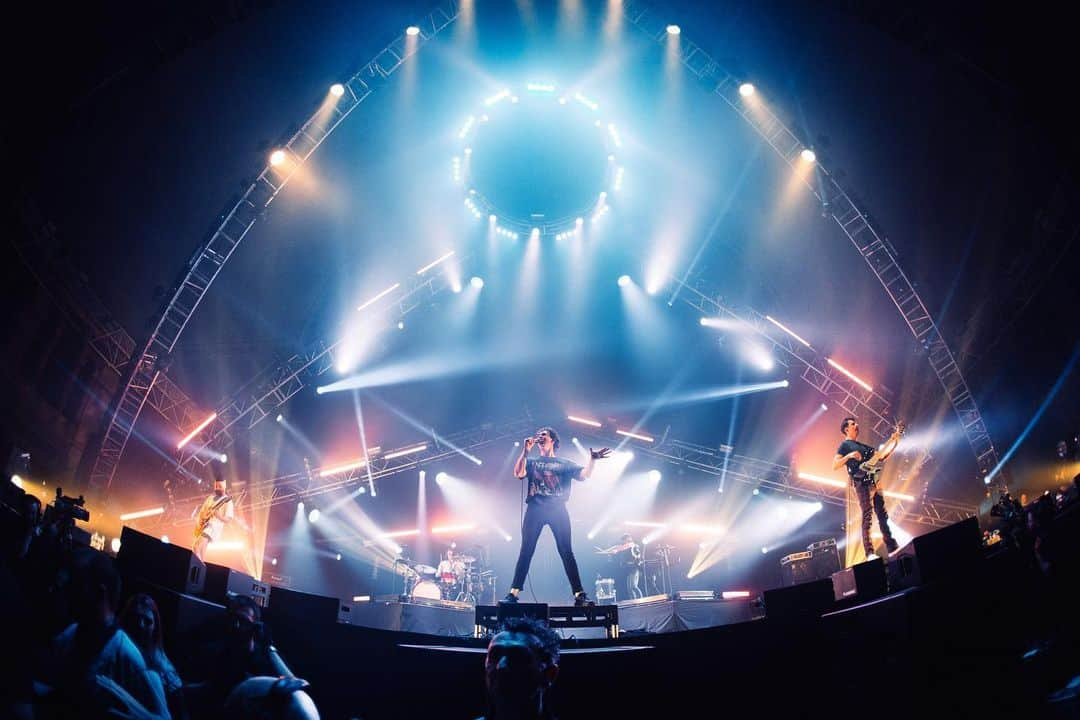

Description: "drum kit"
404 553 495 605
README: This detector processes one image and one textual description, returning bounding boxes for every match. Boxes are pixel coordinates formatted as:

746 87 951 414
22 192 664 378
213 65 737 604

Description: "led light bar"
765 315 812 349
567 415 602 427
119 507 165 522
616 429 654 442
379 529 421 539
721 590 751 599
827 358 873 392
357 283 401 312
382 443 428 460
431 523 476 534
177 413 218 449
416 250 455 275
797 472 847 489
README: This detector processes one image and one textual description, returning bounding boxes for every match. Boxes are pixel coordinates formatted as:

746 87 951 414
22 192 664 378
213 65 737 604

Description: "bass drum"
411 579 442 600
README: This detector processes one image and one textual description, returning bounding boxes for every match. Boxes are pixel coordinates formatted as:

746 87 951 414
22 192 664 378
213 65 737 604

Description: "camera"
46 487 90 524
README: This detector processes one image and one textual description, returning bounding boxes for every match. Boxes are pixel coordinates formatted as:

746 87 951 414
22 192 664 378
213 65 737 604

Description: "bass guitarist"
833 417 901 561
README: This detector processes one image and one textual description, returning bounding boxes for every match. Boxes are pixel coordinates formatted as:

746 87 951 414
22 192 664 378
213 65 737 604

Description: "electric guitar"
193 494 232 542
857 421 907 482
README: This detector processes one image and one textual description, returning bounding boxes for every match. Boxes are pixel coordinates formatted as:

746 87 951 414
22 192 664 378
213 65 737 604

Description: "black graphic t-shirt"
524 456 584 504
837 439 877 480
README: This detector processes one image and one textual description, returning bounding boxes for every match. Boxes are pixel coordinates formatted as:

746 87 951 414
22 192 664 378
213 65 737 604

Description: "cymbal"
412 564 437 574
456 555 477 563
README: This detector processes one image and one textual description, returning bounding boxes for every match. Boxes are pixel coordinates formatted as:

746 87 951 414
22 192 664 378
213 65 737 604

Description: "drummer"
437 547 465 585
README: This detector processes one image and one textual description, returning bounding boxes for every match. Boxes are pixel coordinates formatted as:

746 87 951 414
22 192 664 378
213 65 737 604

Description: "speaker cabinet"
202 562 271 607
264 586 345 626
763 578 835 620
117 526 205 595
888 516 982 591
780 551 815 587
831 557 887 602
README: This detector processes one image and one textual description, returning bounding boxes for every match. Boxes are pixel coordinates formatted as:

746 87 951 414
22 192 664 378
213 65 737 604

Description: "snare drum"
411 579 441 600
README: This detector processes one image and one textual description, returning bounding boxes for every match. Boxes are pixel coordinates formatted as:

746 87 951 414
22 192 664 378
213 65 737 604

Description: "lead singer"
502 426 611 606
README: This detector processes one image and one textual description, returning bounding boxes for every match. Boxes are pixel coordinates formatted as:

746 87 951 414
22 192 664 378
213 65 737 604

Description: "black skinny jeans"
511 500 584 593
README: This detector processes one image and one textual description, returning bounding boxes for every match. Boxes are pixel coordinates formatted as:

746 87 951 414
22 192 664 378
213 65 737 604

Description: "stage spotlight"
752 488 760 496
397 321 405 330
406 25 420 36
470 276 484 289
984 476 992 485
161 535 170 544
820 403 828 411
801 148 817 163
308 508 321 523
10 475 22 489
666 24 681 35
617 274 631 287
271 557 278 566
219 453 228 463
739 83 755 97
276 414 283 423
435 472 448 485
269 149 286 166
489 214 497 222
297 501 305 513
761 546 769 554
451 281 463 294
572 437 578 444
648 470 662 483
336 553 342 561
110 538 121 554
330 83 345 97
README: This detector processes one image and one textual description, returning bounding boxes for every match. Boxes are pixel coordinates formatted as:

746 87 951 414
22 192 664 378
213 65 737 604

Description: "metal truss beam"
86 2 462 495
140 415 973 534
675 277 897 443
173 268 457 481
15 201 205 436
623 0 1001 483
571 428 975 528
160 415 536 524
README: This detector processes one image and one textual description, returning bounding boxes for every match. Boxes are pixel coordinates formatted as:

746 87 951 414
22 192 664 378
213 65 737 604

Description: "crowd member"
478 616 562 720
48 553 170 719
120 593 187 719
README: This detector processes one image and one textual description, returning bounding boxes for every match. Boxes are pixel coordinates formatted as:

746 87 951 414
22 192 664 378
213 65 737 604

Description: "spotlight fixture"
666 24 681 35
308 508 321 523
271 557 278 566
269 150 286 166
330 83 345 97
470 276 485 289
405 26 420 36
617 274 631 287
801 148 817 163
739 83 755 97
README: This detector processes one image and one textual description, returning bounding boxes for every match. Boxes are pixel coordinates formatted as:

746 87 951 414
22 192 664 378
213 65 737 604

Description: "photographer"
185 595 299 719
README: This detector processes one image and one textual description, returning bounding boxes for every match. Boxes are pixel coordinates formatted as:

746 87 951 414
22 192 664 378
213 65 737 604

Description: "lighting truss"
139 415 974 531
14 201 205 439
623 0 1001 485
84 2 462 496
571 427 976 528
173 266 459 479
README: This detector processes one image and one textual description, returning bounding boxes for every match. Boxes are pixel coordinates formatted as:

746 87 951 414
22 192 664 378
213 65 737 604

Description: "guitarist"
192 474 239 562
833 417 900 560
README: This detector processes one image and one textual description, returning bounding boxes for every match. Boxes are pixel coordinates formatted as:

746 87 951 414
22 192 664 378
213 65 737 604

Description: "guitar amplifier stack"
780 538 842 587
